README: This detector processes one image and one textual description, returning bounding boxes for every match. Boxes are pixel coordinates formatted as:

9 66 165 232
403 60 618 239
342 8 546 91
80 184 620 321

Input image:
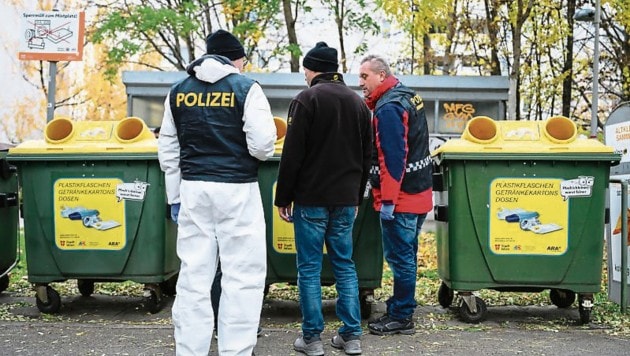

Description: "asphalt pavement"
1 291 630 355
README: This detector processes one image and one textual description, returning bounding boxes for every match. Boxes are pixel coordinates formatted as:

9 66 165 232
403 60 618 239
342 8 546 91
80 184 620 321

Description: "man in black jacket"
274 42 372 356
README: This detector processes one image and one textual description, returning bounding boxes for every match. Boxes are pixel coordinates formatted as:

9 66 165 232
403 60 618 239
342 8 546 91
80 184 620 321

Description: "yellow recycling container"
8 117 178 313
433 116 620 324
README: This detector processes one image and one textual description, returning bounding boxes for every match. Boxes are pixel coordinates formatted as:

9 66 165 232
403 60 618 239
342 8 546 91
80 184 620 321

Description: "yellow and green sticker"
489 177 569 255
54 178 126 250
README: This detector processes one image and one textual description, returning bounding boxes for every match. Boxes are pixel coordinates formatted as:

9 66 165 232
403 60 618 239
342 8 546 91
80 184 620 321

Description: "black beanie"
205 29 246 60
302 42 338 73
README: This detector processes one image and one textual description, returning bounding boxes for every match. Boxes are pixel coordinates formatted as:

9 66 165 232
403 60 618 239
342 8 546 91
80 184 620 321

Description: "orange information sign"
18 11 85 61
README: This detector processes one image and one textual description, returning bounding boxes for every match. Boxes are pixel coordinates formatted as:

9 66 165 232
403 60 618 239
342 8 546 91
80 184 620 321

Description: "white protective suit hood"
186 54 239 84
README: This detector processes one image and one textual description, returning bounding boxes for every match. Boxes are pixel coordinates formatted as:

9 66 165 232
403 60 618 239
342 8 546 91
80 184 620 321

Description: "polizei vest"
370 84 433 194
169 73 258 183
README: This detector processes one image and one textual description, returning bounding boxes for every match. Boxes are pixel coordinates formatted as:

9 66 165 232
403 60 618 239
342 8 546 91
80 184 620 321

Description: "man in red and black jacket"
359 54 433 336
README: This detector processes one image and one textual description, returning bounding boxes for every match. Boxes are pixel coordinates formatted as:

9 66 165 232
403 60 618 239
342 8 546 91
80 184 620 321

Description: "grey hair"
360 54 392 77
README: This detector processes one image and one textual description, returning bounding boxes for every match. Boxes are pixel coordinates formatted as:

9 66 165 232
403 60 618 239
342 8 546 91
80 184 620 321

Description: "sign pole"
46 61 57 122
590 0 600 139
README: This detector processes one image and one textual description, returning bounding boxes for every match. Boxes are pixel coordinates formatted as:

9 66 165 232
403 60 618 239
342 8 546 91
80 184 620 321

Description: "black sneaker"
368 314 389 325
367 315 415 335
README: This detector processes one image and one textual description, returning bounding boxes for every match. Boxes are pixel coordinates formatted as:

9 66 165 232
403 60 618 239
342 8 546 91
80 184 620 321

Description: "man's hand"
171 203 181 223
380 203 395 220
278 204 293 223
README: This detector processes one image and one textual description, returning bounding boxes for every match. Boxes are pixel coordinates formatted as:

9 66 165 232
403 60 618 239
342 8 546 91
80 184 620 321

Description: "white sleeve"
242 82 277 161
157 94 181 204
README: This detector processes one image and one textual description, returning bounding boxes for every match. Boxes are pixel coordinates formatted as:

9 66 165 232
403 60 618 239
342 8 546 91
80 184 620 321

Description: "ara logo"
547 246 562 251
108 241 120 246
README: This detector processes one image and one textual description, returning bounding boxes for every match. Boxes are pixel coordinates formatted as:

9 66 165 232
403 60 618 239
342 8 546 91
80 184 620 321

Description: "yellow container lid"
9 117 157 155
434 116 615 155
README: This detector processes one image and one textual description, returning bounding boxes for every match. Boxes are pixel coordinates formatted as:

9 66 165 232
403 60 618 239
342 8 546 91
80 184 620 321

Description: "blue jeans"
293 204 362 340
381 212 427 320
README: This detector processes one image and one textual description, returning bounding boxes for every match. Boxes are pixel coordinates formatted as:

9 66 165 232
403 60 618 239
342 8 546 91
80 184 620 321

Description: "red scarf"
365 76 399 110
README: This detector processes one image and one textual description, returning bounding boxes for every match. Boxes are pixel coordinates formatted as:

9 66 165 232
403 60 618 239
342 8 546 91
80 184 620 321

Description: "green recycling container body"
7 118 178 285
258 156 383 291
434 117 620 293
0 149 19 288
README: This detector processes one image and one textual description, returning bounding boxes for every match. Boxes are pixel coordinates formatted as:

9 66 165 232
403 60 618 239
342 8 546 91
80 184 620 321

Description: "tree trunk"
335 0 348 73
423 34 431 75
282 0 300 72
442 0 458 75
509 0 533 121
483 0 502 75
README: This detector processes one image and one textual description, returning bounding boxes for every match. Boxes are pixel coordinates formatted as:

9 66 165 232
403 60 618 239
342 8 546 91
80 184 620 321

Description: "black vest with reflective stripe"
370 83 433 193
169 73 258 183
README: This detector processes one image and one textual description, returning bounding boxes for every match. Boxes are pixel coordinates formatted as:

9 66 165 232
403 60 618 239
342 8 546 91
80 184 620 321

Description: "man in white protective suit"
158 29 277 356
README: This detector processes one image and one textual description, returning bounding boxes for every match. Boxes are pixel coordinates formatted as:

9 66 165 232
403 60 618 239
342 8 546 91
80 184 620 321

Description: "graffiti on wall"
442 102 476 132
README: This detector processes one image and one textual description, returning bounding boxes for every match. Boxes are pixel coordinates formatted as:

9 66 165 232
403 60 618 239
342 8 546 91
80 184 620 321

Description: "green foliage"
286 43 303 58
90 0 283 78
91 3 202 79
353 41 370 55
377 0 450 35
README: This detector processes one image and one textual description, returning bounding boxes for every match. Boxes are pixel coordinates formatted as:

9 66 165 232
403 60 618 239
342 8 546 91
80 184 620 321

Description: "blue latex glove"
380 203 395 220
171 203 181 223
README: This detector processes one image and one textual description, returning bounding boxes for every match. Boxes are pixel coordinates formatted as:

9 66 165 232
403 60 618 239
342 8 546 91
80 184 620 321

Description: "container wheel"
578 294 592 325
458 296 487 324
36 286 61 314
159 274 178 297
438 282 454 308
579 306 591 325
143 286 163 314
0 274 9 294
549 288 576 308
77 279 95 297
